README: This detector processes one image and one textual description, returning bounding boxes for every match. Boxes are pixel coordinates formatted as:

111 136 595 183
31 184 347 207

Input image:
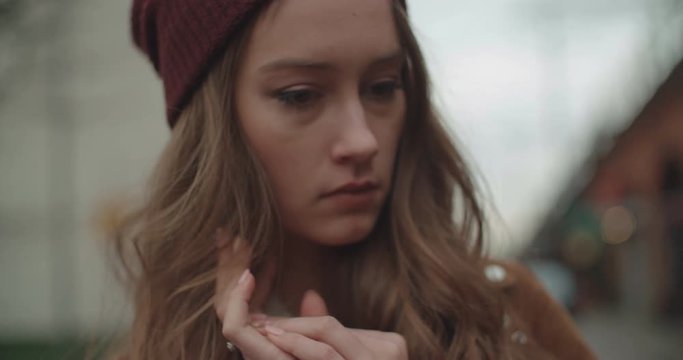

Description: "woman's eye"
275 88 320 108
367 80 402 101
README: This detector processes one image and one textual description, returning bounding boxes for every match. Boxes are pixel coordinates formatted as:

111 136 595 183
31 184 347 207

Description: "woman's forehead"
245 0 400 68
258 0 393 26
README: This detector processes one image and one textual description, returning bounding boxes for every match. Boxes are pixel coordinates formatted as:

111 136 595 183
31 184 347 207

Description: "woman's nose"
330 99 379 165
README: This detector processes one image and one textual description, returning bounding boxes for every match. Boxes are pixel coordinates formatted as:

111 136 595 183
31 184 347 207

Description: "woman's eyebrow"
258 59 335 73
257 49 405 73
369 50 405 67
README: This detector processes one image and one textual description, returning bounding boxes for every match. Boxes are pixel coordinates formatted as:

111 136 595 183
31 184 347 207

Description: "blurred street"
578 311 683 359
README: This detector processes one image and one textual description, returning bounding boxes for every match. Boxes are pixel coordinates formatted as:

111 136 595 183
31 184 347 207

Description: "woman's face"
235 0 405 246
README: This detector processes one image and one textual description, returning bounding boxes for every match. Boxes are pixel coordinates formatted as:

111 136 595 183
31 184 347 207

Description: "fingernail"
249 313 267 327
238 269 249 285
265 325 284 336
250 319 265 328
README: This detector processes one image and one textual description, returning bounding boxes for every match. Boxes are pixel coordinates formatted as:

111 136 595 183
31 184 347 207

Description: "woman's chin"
310 216 377 247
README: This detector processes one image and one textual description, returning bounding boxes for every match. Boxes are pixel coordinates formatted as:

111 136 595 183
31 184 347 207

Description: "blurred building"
0 0 167 343
531 58 683 321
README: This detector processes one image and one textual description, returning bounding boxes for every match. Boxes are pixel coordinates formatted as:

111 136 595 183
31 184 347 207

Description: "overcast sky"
409 0 683 255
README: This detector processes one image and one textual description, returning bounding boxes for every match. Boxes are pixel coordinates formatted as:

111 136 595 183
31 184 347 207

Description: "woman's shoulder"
481 259 597 360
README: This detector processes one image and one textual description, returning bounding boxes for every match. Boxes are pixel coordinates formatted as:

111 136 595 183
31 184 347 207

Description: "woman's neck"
275 236 340 316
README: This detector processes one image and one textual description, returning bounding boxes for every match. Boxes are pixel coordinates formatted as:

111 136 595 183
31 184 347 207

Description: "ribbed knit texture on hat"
131 0 407 128
131 0 263 127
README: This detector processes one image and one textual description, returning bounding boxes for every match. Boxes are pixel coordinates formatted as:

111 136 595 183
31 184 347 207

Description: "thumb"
299 289 329 317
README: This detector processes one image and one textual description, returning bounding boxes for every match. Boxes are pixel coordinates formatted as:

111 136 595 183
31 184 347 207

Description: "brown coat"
487 260 597 360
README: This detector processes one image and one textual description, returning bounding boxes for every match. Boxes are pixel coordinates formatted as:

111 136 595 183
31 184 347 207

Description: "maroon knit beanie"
131 0 407 128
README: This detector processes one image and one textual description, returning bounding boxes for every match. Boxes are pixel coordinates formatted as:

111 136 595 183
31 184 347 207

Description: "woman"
121 0 596 358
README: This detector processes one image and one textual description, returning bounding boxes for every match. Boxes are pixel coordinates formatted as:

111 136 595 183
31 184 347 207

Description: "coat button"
485 264 507 282
511 330 528 345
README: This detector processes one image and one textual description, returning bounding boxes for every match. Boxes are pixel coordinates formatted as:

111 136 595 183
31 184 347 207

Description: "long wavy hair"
114 1 524 359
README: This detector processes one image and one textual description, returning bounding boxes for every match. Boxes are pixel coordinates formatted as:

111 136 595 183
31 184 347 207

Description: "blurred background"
1 0 682 358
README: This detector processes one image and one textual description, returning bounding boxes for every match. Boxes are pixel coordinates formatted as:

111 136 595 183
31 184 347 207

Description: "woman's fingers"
220 269 294 360
299 289 329 317
265 325 345 360
268 316 371 359
213 231 292 359
349 329 408 359
214 232 251 321
222 269 254 329
214 229 276 314
260 314 408 359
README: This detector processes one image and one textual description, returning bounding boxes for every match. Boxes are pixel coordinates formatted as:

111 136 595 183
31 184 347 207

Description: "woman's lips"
322 181 380 209
324 181 379 196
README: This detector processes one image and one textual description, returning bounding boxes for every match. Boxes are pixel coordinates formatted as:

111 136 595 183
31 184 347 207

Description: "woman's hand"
263 316 408 360
213 229 407 360
214 230 293 360
261 291 408 360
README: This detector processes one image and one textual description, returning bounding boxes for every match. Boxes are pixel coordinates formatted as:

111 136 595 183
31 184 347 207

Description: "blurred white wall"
0 0 166 337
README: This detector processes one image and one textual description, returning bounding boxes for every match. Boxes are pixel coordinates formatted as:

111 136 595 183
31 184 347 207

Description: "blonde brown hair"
114 1 522 359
